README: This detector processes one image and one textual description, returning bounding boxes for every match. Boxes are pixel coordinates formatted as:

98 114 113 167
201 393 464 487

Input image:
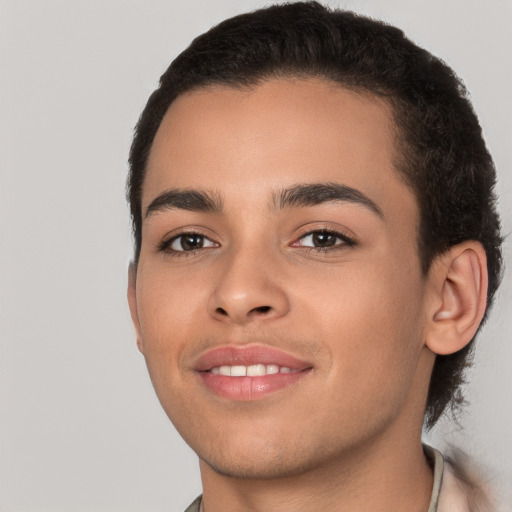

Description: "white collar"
426 445 471 512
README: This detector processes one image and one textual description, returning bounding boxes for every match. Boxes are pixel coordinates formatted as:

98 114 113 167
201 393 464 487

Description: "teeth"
219 366 231 376
230 365 247 377
247 364 266 376
266 364 279 374
209 364 296 376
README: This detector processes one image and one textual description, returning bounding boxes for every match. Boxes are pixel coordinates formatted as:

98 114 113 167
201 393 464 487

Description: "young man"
126 2 502 511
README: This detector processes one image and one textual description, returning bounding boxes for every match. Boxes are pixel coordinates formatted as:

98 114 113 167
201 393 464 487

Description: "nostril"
213 305 274 320
251 305 272 315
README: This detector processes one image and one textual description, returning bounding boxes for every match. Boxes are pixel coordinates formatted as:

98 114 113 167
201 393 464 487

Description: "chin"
200 451 325 480
194 430 342 481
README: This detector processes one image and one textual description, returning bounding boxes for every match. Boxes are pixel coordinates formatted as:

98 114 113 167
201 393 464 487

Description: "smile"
209 364 299 376
195 345 312 401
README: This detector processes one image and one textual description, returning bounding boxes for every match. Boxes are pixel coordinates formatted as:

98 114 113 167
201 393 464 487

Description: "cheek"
135 267 207 416
137 265 208 348
296 254 426 387
134 267 210 408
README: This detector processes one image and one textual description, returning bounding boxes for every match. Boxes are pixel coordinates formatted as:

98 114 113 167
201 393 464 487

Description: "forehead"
144 78 415 221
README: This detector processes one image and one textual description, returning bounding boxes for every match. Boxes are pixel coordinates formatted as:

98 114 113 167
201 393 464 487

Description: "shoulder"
437 461 472 512
437 449 495 512
184 495 202 512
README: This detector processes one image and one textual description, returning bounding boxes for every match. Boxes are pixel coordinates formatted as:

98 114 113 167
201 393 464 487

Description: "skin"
128 78 487 511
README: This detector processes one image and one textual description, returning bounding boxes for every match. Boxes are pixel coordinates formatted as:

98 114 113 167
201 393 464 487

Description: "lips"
210 364 299 376
195 345 313 401
195 345 310 371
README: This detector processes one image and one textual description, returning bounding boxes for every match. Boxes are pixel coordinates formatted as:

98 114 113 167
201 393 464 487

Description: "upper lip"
194 344 313 372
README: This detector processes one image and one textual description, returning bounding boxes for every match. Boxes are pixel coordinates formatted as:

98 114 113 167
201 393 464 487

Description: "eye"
293 229 355 250
165 233 217 252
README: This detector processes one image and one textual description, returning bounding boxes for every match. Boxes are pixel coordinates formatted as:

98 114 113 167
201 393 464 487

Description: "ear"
425 242 488 356
127 262 144 354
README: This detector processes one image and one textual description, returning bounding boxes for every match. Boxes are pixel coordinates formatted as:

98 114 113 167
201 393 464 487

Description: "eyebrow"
145 188 223 218
144 182 383 219
274 182 383 218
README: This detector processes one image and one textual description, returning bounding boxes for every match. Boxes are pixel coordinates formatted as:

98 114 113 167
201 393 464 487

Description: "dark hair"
127 1 502 428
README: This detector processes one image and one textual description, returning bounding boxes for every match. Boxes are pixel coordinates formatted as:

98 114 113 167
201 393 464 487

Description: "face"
129 79 434 478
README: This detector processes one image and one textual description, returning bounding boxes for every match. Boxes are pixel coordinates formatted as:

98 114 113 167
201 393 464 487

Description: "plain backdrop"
0 1 510 511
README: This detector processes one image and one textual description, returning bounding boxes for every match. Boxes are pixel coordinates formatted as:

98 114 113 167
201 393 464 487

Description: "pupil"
181 234 203 250
313 231 336 247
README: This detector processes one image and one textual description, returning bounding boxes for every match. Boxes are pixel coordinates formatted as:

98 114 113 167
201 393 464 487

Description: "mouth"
195 345 313 401
209 364 300 376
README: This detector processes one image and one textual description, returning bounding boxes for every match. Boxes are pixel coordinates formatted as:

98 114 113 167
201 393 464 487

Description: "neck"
199 428 433 512
199 350 436 512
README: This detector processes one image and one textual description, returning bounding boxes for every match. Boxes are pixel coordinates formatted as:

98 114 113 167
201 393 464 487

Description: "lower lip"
199 370 311 401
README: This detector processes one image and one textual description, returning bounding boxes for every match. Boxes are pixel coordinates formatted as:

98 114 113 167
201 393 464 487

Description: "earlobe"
425 242 488 356
127 262 144 354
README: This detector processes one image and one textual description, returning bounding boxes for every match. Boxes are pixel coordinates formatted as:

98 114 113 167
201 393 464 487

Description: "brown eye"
311 231 337 247
295 230 355 249
169 233 216 251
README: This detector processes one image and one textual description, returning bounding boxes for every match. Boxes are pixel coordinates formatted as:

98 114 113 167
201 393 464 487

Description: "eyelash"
158 231 217 258
158 228 356 257
293 229 356 252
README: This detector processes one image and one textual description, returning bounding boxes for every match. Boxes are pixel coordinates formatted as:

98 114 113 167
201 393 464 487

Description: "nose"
208 247 290 325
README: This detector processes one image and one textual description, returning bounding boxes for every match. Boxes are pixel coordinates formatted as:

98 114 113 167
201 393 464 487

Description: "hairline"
134 74 424 269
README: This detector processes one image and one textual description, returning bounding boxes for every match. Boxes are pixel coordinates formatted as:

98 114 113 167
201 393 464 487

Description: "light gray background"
0 1 510 510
